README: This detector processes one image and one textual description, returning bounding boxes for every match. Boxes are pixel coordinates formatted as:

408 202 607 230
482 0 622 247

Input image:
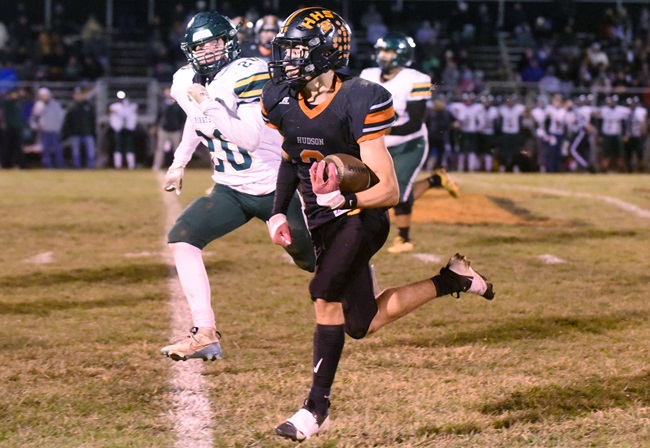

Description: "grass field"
1 169 649 448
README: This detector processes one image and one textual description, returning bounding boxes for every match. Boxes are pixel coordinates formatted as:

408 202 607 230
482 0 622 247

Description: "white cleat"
444 253 495 300
161 327 222 361
275 405 330 442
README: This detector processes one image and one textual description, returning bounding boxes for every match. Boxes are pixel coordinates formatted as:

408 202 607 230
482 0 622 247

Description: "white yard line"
467 180 650 220
526 186 650 220
411 253 445 264
538 254 567 264
158 174 214 448
23 251 54 264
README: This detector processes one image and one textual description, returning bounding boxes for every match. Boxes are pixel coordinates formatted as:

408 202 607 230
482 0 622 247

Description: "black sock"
398 227 410 242
308 324 345 416
431 266 470 297
427 173 442 188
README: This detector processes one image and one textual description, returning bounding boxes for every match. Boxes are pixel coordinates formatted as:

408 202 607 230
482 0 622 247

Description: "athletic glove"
163 167 184 195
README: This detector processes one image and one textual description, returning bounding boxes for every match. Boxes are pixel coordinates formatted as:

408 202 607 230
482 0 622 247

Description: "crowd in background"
0 1 649 171
2 1 650 95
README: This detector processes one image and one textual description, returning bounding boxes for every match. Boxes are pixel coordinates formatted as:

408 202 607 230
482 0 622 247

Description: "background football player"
623 96 647 172
239 14 281 62
360 32 459 254
263 7 494 442
449 92 486 171
594 95 629 172
160 10 315 362
497 95 526 172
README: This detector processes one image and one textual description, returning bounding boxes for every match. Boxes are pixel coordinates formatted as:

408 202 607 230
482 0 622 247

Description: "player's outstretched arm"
267 150 298 247
163 118 202 195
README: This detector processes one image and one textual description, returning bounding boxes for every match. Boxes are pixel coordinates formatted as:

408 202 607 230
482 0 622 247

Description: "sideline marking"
158 174 215 448
23 251 54 264
412 253 445 264
468 180 650 220
530 186 650 220
538 254 567 264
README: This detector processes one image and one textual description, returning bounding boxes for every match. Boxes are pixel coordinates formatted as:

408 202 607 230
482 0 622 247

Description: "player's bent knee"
345 325 369 340
284 246 315 272
393 202 412 215
296 259 315 273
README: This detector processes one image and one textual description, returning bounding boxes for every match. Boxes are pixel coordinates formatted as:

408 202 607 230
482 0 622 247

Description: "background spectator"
62 87 96 168
29 87 65 168
0 88 27 169
151 86 185 171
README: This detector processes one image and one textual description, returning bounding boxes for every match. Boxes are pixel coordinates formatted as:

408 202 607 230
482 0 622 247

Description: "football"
322 153 379 194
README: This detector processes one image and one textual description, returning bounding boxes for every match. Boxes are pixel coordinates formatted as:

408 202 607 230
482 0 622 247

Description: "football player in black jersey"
239 15 281 62
261 7 495 442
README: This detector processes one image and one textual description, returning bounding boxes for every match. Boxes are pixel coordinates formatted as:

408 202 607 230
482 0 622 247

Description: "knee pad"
393 202 412 216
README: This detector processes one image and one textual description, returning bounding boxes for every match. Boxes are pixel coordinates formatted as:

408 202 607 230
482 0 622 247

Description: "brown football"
322 153 379 193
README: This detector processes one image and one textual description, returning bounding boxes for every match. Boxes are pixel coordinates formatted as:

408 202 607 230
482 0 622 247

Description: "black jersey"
262 74 395 228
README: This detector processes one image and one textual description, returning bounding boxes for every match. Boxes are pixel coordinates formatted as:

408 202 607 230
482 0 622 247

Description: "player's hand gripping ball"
322 153 379 194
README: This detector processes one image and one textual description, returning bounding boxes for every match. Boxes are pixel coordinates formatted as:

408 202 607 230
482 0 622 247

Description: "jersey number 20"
197 129 253 172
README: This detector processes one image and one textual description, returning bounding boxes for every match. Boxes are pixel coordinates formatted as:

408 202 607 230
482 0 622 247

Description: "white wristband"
316 190 345 209
267 213 288 239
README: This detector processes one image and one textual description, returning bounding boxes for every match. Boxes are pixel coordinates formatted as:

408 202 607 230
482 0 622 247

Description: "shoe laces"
168 327 221 344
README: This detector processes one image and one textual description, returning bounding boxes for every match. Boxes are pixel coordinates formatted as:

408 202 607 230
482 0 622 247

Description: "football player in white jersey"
498 95 526 172
624 97 647 172
595 95 629 171
479 94 499 172
360 32 459 254
160 11 315 361
530 97 548 171
449 93 486 172
566 95 595 172
544 94 570 172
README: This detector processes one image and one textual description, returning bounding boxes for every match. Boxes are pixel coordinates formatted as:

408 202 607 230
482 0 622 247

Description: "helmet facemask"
269 36 341 89
182 37 231 76
374 49 400 72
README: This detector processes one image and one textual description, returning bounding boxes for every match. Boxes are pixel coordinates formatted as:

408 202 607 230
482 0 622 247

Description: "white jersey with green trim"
627 106 647 138
598 105 630 136
499 104 526 134
360 67 431 146
170 57 281 195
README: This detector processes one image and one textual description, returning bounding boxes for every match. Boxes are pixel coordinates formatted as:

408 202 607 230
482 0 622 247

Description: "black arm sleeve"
272 157 299 216
389 100 427 136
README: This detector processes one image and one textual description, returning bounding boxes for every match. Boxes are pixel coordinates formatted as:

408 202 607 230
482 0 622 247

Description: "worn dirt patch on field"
406 192 548 225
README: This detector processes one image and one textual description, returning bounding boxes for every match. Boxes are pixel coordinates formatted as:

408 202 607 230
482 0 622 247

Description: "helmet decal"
193 29 214 41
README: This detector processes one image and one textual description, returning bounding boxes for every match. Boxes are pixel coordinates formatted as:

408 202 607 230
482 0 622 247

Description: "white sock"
484 155 493 172
169 242 216 329
126 152 136 170
113 152 123 169
468 153 479 172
